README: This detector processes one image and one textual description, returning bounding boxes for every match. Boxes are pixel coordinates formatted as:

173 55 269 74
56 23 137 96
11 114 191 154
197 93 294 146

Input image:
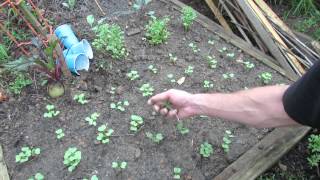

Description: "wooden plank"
214 126 310 180
0 145 10 180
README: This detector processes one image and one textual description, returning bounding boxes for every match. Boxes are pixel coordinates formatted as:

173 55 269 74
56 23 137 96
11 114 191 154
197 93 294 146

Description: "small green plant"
86 15 95 27
55 128 65 139
184 65 194 76
169 53 178 64
0 44 9 63
146 132 164 144
222 130 234 153
181 6 197 30
167 74 176 83
85 112 100 126
208 39 215 45
109 87 116 94
218 47 227 53
28 172 44 180
145 17 170 45
148 65 158 74
226 53 235 58
83 175 99 180
127 70 140 81
222 73 235 79
16 146 41 163
307 134 320 169
173 167 182 179
132 0 152 10
236 59 255 69
188 42 200 53
207 55 217 69
139 83 154 97
176 122 189 135
63 147 81 172
43 104 60 118
112 161 128 169
110 100 129 112
259 72 272 84
62 0 76 10
73 93 89 104
199 142 213 158
130 115 144 132
203 80 213 89
9 73 32 94
97 124 114 144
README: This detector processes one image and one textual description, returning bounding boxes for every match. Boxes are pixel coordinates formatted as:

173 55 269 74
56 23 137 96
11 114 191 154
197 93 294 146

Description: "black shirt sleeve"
283 60 320 128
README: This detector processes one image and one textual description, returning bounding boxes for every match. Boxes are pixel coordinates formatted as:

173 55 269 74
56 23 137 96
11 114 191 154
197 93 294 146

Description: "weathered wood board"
0 145 10 180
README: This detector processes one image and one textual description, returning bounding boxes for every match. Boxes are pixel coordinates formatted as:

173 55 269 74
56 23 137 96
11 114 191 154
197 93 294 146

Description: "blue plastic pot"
63 50 89 75
55 24 79 49
69 39 93 59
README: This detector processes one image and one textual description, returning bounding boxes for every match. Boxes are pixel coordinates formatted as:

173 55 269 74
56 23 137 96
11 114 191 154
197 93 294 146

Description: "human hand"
148 89 198 119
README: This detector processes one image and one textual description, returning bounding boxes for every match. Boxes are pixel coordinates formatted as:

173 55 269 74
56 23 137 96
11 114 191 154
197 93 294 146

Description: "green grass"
293 15 320 41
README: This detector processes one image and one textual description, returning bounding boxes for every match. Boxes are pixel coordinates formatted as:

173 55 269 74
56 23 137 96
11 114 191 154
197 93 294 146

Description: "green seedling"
55 128 65 139
112 161 128 169
203 80 213 89
176 122 189 135
130 115 144 132
83 175 99 180
222 130 234 153
199 142 213 158
237 59 255 69
222 73 235 79
9 73 32 95
145 17 170 45
208 39 215 45
307 134 320 168
207 55 217 69
16 147 41 163
133 0 152 10
146 132 164 144
74 93 89 104
184 65 194 76
127 70 140 81
188 42 200 53
43 104 60 118
86 15 95 27
63 147 81 172
93 22 126 59
169 53 178 64
181 6 197 30
109 87 116 94
62 0 76 10
139 83 154 97
173 167 182 179
226 53 235 58
110 100 129 112
167 74 176 83
148 65 158 74
218 47 227 53
259 72 272 84
164 100 173 110
85 112 100 126
0 44 9 63
28 172 44 180
97 124 114 144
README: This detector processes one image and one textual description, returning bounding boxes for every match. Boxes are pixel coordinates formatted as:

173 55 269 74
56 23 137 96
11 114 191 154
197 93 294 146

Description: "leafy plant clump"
145 17 170 45
218 47 227 53
173 167 182 179
188 42 200 53
307 134 320 169
28 172 44 180
55 128 65 139
16 147 41 163
0 44 9 63
43 104 60 118
130 115 144 132
127 70 140 81
139 83 154 97
222 73 235 79
148 65 158 74
146 132 164 144
199 142 213 158
176 122 189 135
167 74 176 83
110 100 129 112
83 175 99 180
9 73 32 95
85 112 100 126
203 80 213 89
181 6 197 30
112 161 128 169
259 72 272 84
92 21 127 59
237 59 255 69
62 0 76 10
63 147 81 172
184 65 194 76
207 55 217 69
222 130 234 153
73 93 89 104
97 124 114 144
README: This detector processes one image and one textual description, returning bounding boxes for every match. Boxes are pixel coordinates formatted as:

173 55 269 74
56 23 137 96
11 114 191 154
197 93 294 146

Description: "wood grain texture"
0 145 10 180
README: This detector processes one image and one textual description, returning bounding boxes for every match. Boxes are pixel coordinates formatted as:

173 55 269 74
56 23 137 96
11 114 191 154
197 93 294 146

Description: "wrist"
189 94 209 116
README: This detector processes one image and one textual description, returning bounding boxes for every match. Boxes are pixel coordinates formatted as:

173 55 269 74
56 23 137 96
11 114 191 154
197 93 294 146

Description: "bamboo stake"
94 0 106 15
204 0 232 33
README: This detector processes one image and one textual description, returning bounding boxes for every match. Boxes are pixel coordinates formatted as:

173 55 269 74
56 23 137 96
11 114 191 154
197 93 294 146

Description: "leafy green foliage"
9 73 32 94
148 65 158 74
83 175 99 180
16 147 41 163
307 134 320 167
184 65 194 76
93 22 126 59
145 17 170 45
222 130 234 153
130 115 144 132
167 74 176 83
97 124 114 144
127 70 140 81
226 53 235 58
110 100 129 112
207 55 217 69
176 122 189 135
62 0 76 10
85 112 100 126
55 128 65 139
169 53 177 64
86 15 95 27
199 142 213 158
181 6 197 30
112 161 127 169
146 132 164 143
289 0 319 16
259 72 272 84
133 0 152 10
208 39 215 45
139 83 154 97
222 73 235 79
43 104 60 118
28 172 44 180
0 44 9 63
188 42 200 53
203 80 213 89
173 167 182 179
63 147 81 172
74 93 89 104
218 47 227 53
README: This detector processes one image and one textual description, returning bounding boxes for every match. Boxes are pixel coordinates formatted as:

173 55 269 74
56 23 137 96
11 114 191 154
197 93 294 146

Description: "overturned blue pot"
63 50 89 75
55 24 79 49
69 39 93 59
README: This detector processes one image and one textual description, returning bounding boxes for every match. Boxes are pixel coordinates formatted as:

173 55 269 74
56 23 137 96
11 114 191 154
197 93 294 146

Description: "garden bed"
0 0 307 179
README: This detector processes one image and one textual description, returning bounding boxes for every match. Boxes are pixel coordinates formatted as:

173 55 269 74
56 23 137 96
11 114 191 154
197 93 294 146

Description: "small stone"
134 148 141 159
126 28 141 36
116 86 125 95
278 162 287 171
94 85 102 92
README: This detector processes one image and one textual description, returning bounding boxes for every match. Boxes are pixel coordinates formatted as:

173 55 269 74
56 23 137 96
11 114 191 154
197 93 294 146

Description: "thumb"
148 90 171 105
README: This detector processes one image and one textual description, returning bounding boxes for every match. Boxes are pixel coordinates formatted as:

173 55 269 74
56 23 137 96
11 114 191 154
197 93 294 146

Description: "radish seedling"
43 104 60 118
184 65 194 76
28 172 44 180
130 115 144 132
176 122 189 135
226 53 235 58
85 112 100 126
237 59 255 69
139 83 154 97
148 65 158 74
173 167 182 179
169 53 177 64
97 124 114 144
112 161 127 169
222 130 234 153
146 132 164 144
110 100 129 112
109 87 116 94
218 47 227 53
127 70 140 81
83 175 99 180
74 93 89 105
207 55 217 69
181 6 197 31
16 146 41 163
208 39 215 45
199 142 213 158
222 73 235 79
86 15 95 27
55 128 65 139
145 17 170 45
188 42 200 53
259 72 272 84
167 74 176 83
307 134 320 168
203 80 213 89
63 147 81 172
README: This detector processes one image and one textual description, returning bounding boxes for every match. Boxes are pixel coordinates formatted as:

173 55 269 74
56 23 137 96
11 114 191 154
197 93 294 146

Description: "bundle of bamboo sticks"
204 0 320 78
